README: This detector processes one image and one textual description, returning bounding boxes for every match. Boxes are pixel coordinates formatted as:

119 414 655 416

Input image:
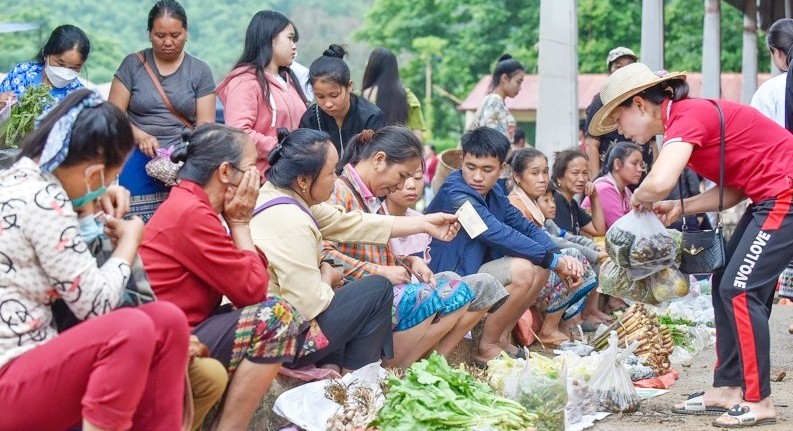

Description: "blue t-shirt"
0 62 84 111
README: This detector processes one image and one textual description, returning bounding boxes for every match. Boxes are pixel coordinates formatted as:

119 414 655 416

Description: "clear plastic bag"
599 259 658 305
588 332 641 413
566 378 597 425
502 356 568 431
649 267 690 302
606 211 676 280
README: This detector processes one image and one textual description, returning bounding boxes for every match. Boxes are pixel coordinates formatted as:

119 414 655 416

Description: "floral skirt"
779 264 793 299
538 248 598 315
392 278 474 331
193 296 328 377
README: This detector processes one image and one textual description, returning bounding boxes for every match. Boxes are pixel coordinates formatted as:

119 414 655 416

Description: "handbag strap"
136 51 194 130
679 99 724 231
252 196 318 228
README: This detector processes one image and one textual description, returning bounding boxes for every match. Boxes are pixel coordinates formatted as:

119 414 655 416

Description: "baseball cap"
606 47 638 69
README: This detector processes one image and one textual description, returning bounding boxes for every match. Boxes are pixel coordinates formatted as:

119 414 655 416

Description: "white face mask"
44 63 79 88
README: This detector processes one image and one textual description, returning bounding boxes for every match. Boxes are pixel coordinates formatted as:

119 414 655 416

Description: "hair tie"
39 91 104 172
358 129 375 144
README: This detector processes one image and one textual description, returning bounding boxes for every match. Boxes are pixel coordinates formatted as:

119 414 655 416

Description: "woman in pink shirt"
582 141 644 229
216 10 308 176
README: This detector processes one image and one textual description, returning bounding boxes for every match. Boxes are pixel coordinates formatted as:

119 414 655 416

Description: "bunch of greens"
658 315 695 352
1 85 54 149
372 352 537 430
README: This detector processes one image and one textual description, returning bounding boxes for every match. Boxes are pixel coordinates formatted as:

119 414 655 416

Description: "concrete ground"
592 305 793 430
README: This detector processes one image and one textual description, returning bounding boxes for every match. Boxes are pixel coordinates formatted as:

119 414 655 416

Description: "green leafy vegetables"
1 85 54 149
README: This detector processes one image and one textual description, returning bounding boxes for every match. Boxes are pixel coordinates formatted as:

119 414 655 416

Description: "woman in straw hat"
590 62 793 428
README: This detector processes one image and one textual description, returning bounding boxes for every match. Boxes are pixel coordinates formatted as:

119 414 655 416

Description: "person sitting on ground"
0 24 90 112
0 89 190 431
581 141 644 229
383 162 510 359
507 148 600 345
139 124 313 430
299 44 385 156
322 126 478 368
249 128 461 373
425 126 584 363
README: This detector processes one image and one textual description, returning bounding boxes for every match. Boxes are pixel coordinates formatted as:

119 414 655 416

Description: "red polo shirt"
140 180 269 327
662 98 793 203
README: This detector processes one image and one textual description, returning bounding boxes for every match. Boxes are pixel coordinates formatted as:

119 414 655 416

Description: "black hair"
543 180 558 196
35 25 90 64
551 149 587 185
767 18 793 132
509 147 547 176
617 79 689 108
361 47 409 125
17 89 133 168
489 54 525 92
309 44 351 88
170 124 247 186
340 125 422 171
234 10 307 108
148 0 188 31
266 128 333 194
600 141 642 177
461 126 511 163
513 128 526 144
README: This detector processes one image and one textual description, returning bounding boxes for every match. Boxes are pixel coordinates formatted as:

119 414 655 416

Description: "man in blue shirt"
427 127 583 364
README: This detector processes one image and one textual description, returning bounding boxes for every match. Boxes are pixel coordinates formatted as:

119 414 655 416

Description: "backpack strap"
253 196 318 228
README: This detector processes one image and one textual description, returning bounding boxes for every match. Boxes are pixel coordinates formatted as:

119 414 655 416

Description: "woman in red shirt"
590 63 793 427
140 124 317 429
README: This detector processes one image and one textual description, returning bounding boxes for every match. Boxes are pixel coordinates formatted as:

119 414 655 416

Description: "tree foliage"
358 0 771 141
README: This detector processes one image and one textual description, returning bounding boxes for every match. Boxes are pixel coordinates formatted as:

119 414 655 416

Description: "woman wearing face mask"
216 10 308 177
0 24 90 112
0 89 190 431
323 127 477 368
581 141 644 229
299 44 385 157
109 0 216 222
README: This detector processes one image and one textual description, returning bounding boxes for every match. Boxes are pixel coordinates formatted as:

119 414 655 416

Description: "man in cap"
583 47 656 179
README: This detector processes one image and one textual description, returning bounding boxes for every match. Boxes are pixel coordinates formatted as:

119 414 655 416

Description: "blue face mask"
70 165 107 209
77 215 104 243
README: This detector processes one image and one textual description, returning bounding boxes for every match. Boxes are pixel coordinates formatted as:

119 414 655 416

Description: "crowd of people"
3 0 793 429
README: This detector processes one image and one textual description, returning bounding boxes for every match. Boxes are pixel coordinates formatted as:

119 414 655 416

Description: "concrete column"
536 0 578 155
741 0 758 103
702 0 722 98
641 0 665 71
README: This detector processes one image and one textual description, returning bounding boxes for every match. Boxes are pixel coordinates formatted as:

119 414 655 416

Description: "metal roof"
0 22 41 34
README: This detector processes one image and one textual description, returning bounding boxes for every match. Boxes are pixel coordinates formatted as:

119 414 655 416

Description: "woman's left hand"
630 192 654 211
409 257 436 286
223 167 260 225
423 213 460 241
99 185 131 218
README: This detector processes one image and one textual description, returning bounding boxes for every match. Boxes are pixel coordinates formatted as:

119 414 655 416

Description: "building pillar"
536 0 578 155
702 0 722 98
641 0 665 71
741 0 758 103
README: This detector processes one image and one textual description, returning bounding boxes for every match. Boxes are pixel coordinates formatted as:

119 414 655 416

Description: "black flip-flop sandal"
671 392 729 416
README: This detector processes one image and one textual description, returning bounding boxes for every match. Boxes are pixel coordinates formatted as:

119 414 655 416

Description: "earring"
302 187 307 193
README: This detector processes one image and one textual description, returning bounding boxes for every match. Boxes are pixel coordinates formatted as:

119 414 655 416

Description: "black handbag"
678 100 727 275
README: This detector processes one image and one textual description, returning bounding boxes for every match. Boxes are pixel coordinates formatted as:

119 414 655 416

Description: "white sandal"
712 404 778 428
671 391 728 416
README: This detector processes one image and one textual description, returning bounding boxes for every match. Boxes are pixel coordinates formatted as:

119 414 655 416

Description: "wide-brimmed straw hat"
588 63 686 136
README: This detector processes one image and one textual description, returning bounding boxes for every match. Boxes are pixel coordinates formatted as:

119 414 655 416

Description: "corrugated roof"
458 72 773 112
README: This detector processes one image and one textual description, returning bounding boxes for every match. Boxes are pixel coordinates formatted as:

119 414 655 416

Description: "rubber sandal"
712 404 778 428
671 392 729 416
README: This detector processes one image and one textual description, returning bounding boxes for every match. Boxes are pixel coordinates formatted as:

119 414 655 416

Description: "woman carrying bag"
590 62 793 428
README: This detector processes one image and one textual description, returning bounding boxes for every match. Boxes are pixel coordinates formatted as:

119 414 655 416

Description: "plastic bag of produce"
566 378 597 425
599 259 658 305
502 355 568 431
588 332 641 413
606 211 676 280
649 267 690 302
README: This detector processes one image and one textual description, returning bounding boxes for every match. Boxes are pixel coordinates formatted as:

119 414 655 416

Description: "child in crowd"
425 126 584 363
539 184 607 266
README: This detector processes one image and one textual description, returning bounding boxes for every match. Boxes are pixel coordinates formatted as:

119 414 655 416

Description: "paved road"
593 305 793 430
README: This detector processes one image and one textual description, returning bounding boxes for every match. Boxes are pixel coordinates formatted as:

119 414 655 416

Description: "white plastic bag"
606 211 676 280
588 332 641 413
